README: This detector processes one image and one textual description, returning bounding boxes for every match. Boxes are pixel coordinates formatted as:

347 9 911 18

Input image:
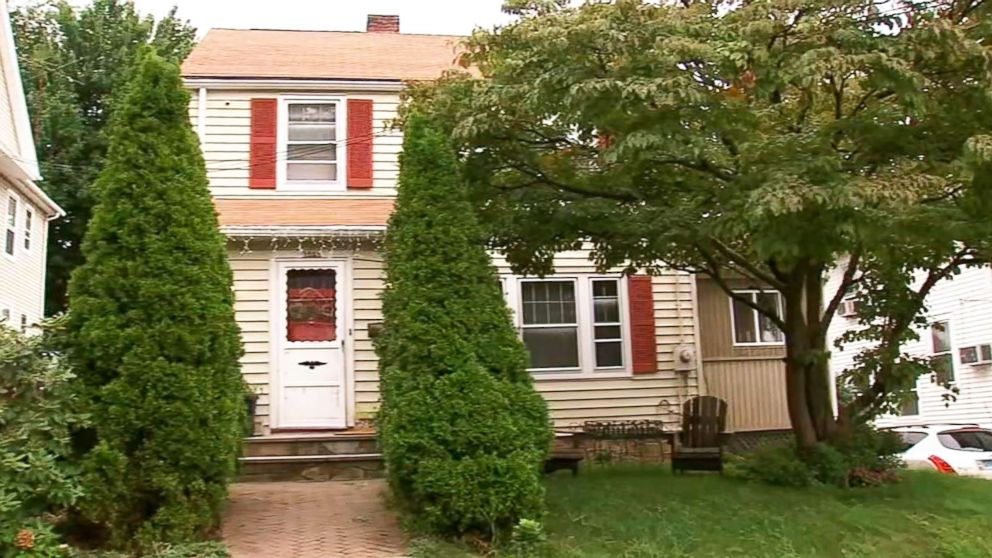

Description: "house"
828 266 992 427
0 0 62 330
181 16 794 441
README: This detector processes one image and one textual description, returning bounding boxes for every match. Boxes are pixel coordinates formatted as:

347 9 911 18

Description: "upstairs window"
731 290 784 345
4 196 15 257
283 100 340 185
931 320 954 384
23 208 32 251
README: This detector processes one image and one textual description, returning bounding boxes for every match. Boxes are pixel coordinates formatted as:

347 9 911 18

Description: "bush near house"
0 319 82 557
376 113 552 540
66 48 244 549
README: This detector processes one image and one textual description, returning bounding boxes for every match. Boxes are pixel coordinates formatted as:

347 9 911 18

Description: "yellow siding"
189 89 401 197
232 244 702 432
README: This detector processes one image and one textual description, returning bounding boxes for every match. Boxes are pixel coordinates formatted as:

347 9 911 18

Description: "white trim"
729 289 785 347
184 77 404 92
506 274 633 378
269 256 353 430
276 96 348 192
197 88 207 142
221 225 385 238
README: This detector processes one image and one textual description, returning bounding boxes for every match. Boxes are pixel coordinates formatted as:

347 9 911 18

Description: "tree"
66 48 243 548
12 0 196 314
411 0 992 451
375 113 551 538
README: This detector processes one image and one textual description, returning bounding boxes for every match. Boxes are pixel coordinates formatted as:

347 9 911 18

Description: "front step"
238 434 384 482
243 434 379 458
238 453 384 482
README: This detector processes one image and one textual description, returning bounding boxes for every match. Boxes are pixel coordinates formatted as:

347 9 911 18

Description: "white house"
828 266 992 427
0 0 63 329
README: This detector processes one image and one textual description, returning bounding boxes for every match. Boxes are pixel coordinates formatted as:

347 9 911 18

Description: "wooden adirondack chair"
671 396 729 474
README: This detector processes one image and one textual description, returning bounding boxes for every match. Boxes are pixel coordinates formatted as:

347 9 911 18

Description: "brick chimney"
367 15 400 33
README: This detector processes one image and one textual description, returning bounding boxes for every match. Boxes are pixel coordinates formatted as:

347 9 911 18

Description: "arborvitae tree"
66 48 243 548
376 113 551 539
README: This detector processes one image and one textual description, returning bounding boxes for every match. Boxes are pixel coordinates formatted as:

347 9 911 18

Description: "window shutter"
628 275 658 374
249 98 278 189
347 99 374 189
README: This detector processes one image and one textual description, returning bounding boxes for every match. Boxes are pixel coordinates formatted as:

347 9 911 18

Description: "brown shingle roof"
182 29 467 81
214 198 394 228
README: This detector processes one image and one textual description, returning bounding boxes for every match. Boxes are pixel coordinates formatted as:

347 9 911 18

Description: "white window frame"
276 96 347 192
504 275 632 379
22 206 32 253
729 289 785 347
3 193 17 260
930 319 955 384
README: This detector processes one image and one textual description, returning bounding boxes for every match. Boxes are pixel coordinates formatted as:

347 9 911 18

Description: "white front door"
274 260 347 429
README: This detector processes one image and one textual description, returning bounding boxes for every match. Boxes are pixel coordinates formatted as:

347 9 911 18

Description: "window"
286 268 337 342
0 308 8 322
23 208 32 251
731 290 784 345
930 321 954 384
898 390 920 416
4 196 15 256
937 429 992 452
510 276 629 374
520 280 580 370
592 279 623 368
19 314 26 333
284 101 339 184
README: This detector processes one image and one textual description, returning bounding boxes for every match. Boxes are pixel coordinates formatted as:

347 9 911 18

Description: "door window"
286 268 337 342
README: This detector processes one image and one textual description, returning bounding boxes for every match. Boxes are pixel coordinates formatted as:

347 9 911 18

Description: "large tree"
412 0 992 450
12 0 196 314
67 48 243 548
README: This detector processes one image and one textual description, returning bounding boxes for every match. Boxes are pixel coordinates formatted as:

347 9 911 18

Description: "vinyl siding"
189 89 401 198
0 177 48 329
696 277 790 432
231 243 702 433
828 266 992 427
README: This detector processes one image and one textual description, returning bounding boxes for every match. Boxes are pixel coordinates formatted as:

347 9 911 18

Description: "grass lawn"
411 466 992 557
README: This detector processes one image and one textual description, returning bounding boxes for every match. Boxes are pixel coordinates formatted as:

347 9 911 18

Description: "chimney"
367 15 400 33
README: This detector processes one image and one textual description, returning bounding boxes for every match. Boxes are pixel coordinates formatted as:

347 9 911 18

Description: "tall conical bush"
375 113 551 539
66 48 244 548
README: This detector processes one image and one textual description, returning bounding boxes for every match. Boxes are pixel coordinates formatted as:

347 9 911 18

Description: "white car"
889 424 992 479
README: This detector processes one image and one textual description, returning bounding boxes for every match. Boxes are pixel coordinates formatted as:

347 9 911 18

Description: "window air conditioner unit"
959 344 992 365
839 299 861 318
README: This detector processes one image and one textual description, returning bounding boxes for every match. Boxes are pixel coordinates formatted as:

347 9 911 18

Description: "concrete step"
243 434 379 458
238 453 385 482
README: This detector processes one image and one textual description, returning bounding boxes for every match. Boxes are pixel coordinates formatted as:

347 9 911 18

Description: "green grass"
411 466 992 558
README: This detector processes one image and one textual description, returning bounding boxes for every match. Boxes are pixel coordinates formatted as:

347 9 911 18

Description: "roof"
214 198 394 228
182 29 467 81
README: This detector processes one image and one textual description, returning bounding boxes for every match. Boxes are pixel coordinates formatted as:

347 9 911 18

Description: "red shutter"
249 99 278 189
628 275 658 374
347 99 374 189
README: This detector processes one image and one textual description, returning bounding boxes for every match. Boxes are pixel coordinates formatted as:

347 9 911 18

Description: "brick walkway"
222 480 407 558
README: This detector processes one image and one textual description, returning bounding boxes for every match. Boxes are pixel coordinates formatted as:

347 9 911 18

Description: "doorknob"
299 360 327 370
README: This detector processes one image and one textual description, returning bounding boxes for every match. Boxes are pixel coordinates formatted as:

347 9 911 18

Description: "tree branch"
696 246 787 330
821 249 861 333
708 239 787 290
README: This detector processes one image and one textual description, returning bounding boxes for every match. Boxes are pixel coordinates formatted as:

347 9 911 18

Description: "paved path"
222 480 408 558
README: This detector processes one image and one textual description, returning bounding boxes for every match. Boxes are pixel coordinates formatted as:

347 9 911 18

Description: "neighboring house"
828 266 992 427
181 16 708 436
696 277 791 433
0 0 62 330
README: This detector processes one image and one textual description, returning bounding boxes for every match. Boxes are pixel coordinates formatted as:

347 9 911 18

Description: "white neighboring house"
0 0 63 330
828 266 992 427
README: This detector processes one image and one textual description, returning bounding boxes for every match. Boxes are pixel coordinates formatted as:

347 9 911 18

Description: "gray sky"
125 0 514 36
